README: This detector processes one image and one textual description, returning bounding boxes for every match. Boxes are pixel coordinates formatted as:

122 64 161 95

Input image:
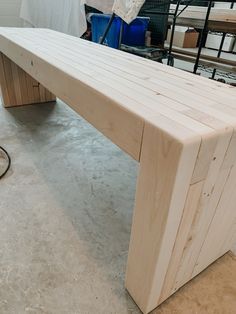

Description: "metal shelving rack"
99 0 236 80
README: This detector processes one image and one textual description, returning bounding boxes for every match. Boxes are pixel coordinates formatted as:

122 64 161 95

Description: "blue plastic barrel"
91 14 150 49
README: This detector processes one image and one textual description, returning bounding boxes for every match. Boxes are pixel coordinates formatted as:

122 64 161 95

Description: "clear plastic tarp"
112 0 145 24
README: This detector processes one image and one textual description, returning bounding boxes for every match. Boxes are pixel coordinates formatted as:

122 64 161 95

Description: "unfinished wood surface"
0 52 55 108
0 28 236 314
126 117 201 313
160 128 234 299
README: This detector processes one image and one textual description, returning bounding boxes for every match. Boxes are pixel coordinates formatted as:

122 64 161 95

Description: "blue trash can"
91 14 150 49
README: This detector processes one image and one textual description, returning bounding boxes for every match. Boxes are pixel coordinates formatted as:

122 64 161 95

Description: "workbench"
0 28 236 314
170 4 236 33
169 3 236 76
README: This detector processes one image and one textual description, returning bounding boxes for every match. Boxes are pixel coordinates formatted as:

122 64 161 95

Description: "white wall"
0 0 22 27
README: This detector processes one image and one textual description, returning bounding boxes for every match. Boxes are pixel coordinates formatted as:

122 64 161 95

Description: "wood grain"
0 28 236 314
0 52 55 108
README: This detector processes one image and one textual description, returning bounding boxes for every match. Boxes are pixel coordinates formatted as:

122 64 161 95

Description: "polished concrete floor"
0 99 236 314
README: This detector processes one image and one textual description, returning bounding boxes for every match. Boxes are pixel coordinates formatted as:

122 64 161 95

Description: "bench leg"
126 120 236 313
230 234 236 257
125 120 200 313
231 247 236 257
0 53 55 108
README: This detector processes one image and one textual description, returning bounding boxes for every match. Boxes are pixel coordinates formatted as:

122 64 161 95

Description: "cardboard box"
205 32 236 52
166 26 199 48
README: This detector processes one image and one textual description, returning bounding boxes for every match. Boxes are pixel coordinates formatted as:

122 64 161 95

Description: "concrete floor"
0 98 236 314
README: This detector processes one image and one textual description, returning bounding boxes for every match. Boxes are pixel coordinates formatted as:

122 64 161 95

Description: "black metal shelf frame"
99 0 236 77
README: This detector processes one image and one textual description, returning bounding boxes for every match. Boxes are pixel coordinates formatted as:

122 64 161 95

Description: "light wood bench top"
0 28 235 159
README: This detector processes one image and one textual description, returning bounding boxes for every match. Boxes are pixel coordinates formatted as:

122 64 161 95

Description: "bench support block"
0 53 55 108
125 121 236 313
231 247 236 257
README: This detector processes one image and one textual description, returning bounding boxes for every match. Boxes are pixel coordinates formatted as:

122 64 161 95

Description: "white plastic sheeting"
20 0 87 37
112 0 145 24
87 0 146 23
85 0 114 13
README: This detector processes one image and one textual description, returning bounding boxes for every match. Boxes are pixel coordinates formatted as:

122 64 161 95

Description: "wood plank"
45 89 55 102
0 52 56 108
170 127 235 293
193 163 236 276
158 124 233 303
31 34 236 110
18 67 29 104
0 37 144 161
10 59 22 105
159 180 204 303
2 52 17 106
192 127 236 275
0 52 10 105
126 116 201 313
14 32 236 138
32 38 215 136
6 28 236 103
39 83 46 102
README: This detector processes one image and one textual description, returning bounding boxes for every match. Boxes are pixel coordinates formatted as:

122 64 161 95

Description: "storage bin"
91 14 150 48
205 32 236 52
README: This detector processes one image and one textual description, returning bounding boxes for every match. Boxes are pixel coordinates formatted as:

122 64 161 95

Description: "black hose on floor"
0 146 11 179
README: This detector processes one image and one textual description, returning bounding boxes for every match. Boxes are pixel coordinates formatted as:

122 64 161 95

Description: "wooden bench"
0 28 236 314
